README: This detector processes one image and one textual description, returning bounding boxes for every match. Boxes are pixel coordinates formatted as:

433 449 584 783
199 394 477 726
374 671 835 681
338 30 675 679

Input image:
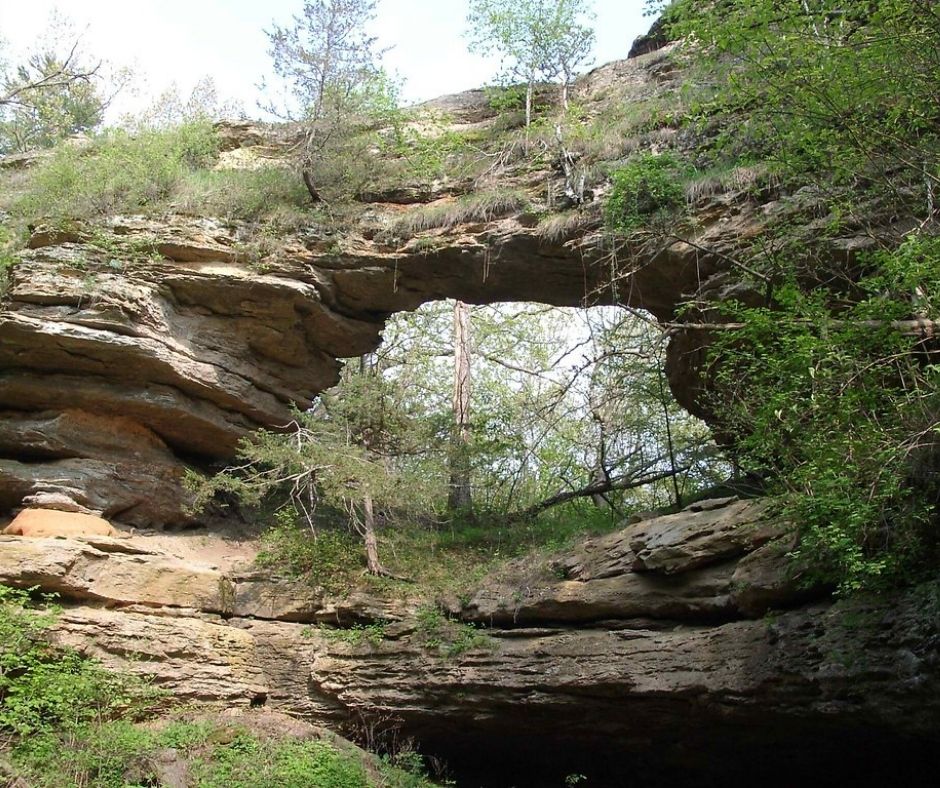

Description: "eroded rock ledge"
0 49 883 527
1 499 937 784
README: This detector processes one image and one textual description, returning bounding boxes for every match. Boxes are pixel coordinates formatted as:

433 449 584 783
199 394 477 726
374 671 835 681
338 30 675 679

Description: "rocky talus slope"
1 498 937 783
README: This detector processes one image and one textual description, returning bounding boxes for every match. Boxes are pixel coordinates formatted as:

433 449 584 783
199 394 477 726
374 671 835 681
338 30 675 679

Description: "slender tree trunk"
525 80 533 127
590 411 610 509
657 361 682 509
362 491 385 576
449 300 473 514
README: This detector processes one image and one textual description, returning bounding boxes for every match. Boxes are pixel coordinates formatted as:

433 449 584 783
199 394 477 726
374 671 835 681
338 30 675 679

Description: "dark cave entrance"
407 721 940 788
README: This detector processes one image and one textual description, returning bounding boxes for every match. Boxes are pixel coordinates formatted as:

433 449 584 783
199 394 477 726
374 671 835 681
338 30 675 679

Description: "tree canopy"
0 21 107 153
466 0 595 123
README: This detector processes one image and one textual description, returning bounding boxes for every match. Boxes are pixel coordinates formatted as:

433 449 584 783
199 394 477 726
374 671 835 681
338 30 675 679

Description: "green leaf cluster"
709 236 940 592
660 0 940 201
604 151 690 233
0 585 158 737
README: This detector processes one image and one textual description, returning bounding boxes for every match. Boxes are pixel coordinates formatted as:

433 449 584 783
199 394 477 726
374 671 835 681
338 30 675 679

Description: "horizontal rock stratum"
0 498 936 783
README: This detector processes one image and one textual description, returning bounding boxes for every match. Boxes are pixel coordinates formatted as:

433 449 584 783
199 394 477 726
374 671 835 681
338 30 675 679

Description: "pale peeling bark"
448 300 473 514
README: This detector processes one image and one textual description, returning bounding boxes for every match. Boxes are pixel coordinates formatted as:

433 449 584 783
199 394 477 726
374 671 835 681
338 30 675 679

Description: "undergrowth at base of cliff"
0 585 438 788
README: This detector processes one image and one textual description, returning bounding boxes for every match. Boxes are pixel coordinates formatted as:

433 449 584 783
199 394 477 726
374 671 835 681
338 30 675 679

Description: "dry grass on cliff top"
1 46 694 245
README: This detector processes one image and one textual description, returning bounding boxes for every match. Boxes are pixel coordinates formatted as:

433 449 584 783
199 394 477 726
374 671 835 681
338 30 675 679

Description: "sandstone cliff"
0 499 936 784
0 46 878 528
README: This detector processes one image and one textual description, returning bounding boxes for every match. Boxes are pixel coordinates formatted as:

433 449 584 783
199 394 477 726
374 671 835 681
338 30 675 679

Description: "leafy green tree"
192 353 441 576
262 0 395 201
0 29 105 153
466 0 595 125
637 0 940 590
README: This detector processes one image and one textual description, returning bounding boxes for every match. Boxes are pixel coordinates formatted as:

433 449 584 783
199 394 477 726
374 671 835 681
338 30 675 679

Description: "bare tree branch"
506 466 690 523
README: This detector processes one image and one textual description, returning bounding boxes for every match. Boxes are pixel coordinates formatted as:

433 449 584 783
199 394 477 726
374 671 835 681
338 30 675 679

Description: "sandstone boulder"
628 498 782 574
3 508 121 538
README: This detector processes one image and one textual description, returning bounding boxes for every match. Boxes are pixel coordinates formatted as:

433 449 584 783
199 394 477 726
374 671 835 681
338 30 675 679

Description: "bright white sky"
0 1 651 119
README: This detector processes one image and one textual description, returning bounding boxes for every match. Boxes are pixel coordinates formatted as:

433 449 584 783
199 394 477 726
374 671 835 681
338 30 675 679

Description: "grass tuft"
391 189 530 238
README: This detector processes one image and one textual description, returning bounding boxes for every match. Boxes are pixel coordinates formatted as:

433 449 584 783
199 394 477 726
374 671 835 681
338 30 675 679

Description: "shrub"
708 235 940 592
192 735 369 788
413 605 493 658
174 166 311 222
0 223 17 298
0 585 157 736
14 122 219 221
604 151 690 234
255 510 363 592
14 718 425 788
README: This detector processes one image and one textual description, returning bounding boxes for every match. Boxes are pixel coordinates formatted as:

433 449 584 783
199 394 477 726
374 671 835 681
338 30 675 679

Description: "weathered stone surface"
0 410 191 526
312 582 940 784
469 498 804 625
0 533 412 626
0 515 934 782
3 508 120 537
0 456 190 527
0 536 227 611
232 573 411 625
0 53 726 526
51 607 273 705
628 498 781 574
464 560 737 626
730 535 824 616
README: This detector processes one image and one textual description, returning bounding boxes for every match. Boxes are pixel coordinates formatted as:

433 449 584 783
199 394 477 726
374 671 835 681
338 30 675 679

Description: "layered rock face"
0 205 715 525
1 499 936 785
0 47 886 527
0 49 750 527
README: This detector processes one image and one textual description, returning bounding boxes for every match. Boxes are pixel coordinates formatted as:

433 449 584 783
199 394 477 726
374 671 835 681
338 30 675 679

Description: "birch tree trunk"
449 300 473 514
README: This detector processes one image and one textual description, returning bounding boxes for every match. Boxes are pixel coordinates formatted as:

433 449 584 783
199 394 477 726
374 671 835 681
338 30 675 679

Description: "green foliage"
0 222 16 298
263 0 384 123
204 298 722 595
466 0 595 116
255 510 363 592
605 151 690 233
382 123 478 187
659 0 940 205
709 235 940 592
191 734 368 788
0 16 110 155
632 0 940 592
312 622 388 647
175 166 311 223
13 717 420 788
484 84 528 113
14 122 219 220
192 365 440 525
0 585 158 737
413 605 493 658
